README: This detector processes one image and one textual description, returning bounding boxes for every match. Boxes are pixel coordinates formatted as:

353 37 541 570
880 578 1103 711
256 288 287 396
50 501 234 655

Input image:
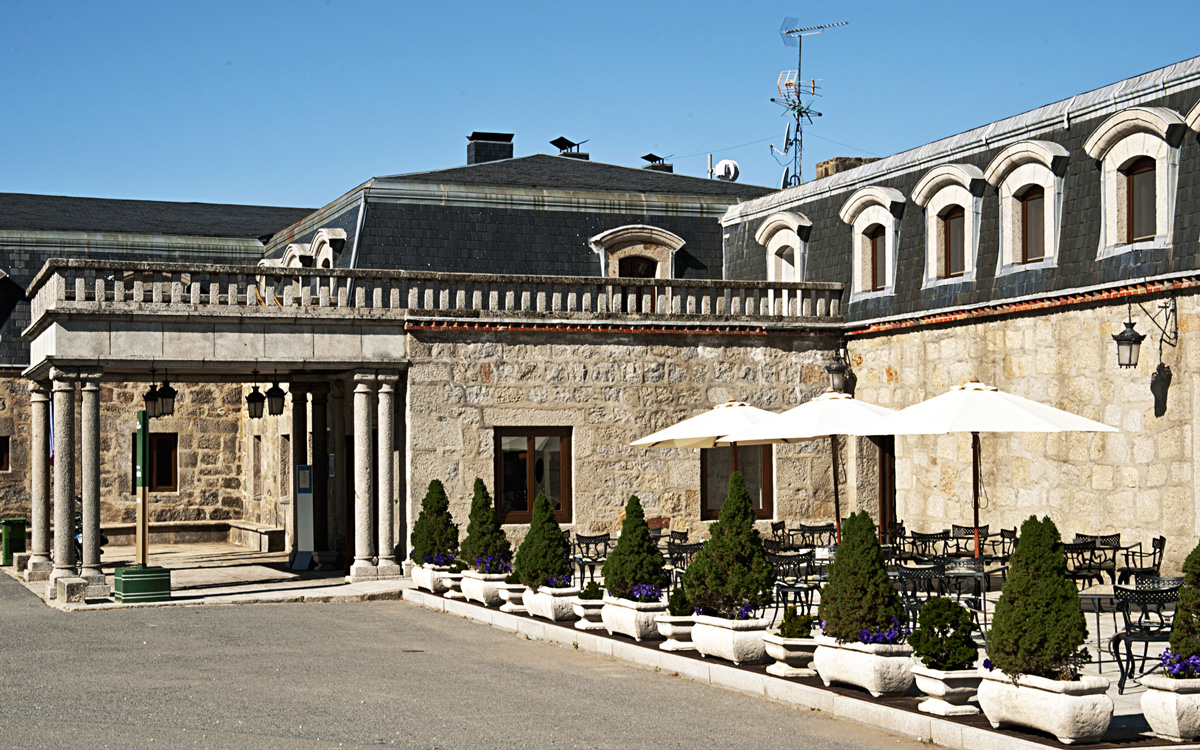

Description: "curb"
402 589 1199 750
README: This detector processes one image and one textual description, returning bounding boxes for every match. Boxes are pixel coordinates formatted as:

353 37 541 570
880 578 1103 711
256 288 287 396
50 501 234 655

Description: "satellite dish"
714 159 740 182
784 122 792 152
780 167 790 189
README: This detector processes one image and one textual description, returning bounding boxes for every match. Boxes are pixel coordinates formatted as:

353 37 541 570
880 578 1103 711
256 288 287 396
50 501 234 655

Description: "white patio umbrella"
718 390 897 543
630 399 776 471
865 379 1118 556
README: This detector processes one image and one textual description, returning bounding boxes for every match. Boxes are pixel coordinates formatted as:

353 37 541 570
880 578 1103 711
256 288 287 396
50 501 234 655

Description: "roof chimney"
815 156 880 179
467 132 514 165
640 153 674 173
551 136 589 161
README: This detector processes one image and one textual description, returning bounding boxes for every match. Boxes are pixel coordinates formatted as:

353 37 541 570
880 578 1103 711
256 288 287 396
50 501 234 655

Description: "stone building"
722 55 1200 572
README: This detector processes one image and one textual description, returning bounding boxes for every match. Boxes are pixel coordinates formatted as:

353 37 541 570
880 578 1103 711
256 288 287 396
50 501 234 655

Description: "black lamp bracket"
1133 296 1178 359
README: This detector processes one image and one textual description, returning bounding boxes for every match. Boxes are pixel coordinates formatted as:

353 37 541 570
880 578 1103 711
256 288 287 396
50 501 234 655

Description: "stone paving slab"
402 587 1200 750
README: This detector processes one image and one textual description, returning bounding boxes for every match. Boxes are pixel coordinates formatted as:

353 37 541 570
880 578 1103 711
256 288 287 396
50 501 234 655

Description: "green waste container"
1 517 28 565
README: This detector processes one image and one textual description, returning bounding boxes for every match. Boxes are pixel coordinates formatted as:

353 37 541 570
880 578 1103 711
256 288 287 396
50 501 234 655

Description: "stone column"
79 374 108 598
25 381 52 582
331 380 348 561
349 372 377 581
375 372 401 578
309 383 335 570
289 383 308 561
48 369 76 597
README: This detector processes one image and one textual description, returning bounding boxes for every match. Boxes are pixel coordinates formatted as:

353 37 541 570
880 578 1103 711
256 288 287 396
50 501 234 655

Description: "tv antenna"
770 19 847 188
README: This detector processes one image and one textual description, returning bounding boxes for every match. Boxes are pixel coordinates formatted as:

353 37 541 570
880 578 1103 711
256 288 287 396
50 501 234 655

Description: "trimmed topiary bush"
909 597 979 671
1169 539 1200 661
819 510 905 643
681 471 774 618
667 586 693 617
578 581 603 600
777 605 814 639
602 495 669 600
987 515 1089 680
459 478 512 573
409 479 459 565
512 493 572 588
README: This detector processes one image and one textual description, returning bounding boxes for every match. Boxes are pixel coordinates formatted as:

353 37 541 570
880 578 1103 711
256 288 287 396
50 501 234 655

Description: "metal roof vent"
551 136 589 161
641 153 674 173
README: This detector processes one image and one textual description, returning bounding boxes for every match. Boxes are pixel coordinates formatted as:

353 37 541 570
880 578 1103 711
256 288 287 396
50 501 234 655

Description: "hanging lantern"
265 380 286 417
156 374 177 417
246 386 266 419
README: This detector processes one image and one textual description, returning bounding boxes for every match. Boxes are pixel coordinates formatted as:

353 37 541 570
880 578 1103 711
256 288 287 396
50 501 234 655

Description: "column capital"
308 382 331 401
81 380 101 393
49 366 103 383
353 369 377 384
29 380 50 399
376 370 401 385
331 379 346 399
289 382 309 396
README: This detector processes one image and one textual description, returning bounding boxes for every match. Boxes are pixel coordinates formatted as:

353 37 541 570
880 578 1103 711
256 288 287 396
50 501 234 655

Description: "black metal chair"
1062 540 1102 590
1074 533 1121 584
984 528 1017 560
667 541 704 589
1110 585 1180 694
909 530 949 562
669 529 688 545
896 561 946 628
1118 536 1167 585
767 550 818 620
572 533 612 586
1135 575 1183 590
950 524 988 558
796 523 836 549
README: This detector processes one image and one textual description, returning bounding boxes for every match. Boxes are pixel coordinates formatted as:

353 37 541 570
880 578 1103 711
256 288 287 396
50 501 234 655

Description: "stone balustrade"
26 259 844 328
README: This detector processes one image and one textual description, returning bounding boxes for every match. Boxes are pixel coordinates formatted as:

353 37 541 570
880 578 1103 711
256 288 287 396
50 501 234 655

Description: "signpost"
115 409 171 602
292 465 313 571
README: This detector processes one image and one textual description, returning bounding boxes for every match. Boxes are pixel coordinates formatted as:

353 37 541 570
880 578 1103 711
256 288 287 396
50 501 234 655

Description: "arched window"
866 224 886 292
940 205 965 278
1124 156 1156 244
1017 185 1045 263
618 255 657 279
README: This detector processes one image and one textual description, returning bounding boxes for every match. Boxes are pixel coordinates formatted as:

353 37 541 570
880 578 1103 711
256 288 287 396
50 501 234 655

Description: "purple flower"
474 555 511 575
734 605 755 620
425 551 455 566
630 584 663 603
857 617 910 645
1160 650 1200 679
982 658 995 672
546 574 572 588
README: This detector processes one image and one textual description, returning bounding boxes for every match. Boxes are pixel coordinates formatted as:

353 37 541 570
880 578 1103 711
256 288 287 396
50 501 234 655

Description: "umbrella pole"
730 442 739 473
972 431 981 559
831 435 841 545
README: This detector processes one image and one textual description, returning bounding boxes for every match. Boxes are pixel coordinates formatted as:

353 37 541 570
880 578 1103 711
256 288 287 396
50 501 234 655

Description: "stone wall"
0 374 31 517
404 329 860 548
99 382 244 524
849 295 1199 574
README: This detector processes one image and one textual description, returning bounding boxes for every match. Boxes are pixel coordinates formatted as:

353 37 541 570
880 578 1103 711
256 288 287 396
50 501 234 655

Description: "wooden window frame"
0 436 9 472
130 432 179 493
941 206 966 278
493 427 572 524
699 445 773 521
1125 156 1156 244
867 224 886 292
1019 185 1045 263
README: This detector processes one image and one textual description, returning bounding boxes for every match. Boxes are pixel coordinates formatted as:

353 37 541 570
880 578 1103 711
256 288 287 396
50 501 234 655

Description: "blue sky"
3 1 1197 208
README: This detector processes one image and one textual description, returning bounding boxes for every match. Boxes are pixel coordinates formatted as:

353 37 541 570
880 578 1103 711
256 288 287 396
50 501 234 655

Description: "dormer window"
867 224 886 292
1018 186 1045 263
941 206 965 278
838 186 905 300
1125 156 1156 244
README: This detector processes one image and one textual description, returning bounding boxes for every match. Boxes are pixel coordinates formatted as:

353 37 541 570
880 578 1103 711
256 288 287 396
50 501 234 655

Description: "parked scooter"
73 494 109 571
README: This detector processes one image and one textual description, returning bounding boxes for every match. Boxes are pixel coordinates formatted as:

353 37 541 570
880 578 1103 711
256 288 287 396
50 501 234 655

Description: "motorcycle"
73 494 109 571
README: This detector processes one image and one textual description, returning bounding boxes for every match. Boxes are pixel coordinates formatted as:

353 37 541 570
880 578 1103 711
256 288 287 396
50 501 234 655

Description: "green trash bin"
1 517 28 566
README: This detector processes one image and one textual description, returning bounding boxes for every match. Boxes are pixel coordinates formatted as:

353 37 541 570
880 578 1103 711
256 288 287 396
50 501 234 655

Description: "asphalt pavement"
0 573 926 749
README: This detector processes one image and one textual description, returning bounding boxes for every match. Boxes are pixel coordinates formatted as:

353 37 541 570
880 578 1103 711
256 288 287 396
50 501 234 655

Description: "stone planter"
571 597 605 630
443 571 465 599
460 570 508 607
600 596 667 641
763 633 818 677
411 563 451 594
497 583 527 614
691 615 769 665
911 664 982 716
977 669 1113 745
1140 674 1200 743
655 615 694 652
812 635 915 697
523 586 581 621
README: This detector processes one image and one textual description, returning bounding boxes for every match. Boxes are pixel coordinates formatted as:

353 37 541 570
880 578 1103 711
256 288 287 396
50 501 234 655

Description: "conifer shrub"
512 493 572 588
602 494 669 601
987 515 1089 679
681 472 774 618
408 479 459 565
1168 538 1200 661
458 478 512 573
909 597 979 671
578 580 603 600
818 510 905 643
777 605 814 639
666 586 693 617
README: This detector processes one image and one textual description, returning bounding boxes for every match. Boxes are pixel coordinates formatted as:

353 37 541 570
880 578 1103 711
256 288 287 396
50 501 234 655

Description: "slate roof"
381 154 775 200
0 193 315 242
